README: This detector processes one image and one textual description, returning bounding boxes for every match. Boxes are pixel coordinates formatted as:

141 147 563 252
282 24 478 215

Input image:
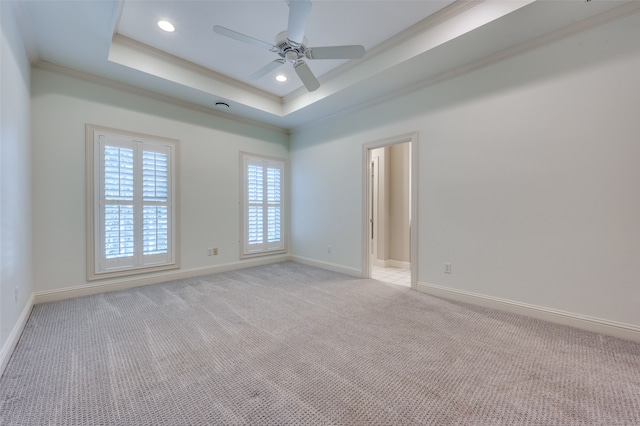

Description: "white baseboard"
385 260 411 270
290 255 362 278
373 259 386 268
417 282 640 343
34 255 292 304
373 259 411 270
0 293 34 378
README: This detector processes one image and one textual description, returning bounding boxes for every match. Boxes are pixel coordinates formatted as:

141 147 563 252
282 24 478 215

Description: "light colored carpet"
1 262 639 425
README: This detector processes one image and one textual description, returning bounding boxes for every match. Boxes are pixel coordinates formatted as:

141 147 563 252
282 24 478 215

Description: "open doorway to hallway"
362 133 418 290
370 143 411 287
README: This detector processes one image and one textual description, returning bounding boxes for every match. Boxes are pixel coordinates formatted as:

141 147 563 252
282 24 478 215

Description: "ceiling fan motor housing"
276 31 306 63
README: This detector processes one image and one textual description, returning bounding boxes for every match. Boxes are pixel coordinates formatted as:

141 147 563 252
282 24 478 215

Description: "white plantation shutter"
92 128 177 276
142 150 169 258
242 154 285 256
103 144 134 262
266 167 282 245
247 164 264 246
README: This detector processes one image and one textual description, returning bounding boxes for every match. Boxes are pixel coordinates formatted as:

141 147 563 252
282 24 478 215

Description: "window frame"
239 152 287 259
86 124 180 280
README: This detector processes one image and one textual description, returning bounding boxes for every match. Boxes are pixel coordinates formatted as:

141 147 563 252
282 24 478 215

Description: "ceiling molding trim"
366 0 485 57
34 61 289 135
291 0 640 135
109 35 284 114
11 1 40 65
112 35 278 102
282 0 483 103
283 0 534 116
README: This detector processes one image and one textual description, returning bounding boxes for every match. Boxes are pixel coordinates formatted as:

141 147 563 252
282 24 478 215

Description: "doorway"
362 133 418 290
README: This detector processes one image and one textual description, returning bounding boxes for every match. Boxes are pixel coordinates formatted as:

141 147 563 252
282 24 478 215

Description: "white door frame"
362 132 419 290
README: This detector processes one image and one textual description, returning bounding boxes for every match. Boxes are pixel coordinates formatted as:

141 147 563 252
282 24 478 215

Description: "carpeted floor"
1 262 639 425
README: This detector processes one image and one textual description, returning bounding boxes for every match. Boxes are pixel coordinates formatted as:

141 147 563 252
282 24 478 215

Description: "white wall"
290 13 640 328
31 68 288 294
289 125 364 273
1 2 33 364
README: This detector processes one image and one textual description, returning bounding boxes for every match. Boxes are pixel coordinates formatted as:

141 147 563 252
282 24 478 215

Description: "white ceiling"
117 1 455 97
16 0 640 130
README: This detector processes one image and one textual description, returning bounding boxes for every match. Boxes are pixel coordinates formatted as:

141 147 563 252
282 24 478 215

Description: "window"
87 125 179 279
240 153 286 257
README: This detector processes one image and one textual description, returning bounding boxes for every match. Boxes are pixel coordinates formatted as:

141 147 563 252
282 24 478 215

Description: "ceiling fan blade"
287 0 312 46
294 60 320 92
305 45 366 60
248 59 285 80
213 25 278 52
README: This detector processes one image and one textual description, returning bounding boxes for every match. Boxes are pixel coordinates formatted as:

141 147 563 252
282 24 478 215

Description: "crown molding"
34 61 289 135
365 0 485 58
110 34 282 107
283 0 484 103
291 0 640 134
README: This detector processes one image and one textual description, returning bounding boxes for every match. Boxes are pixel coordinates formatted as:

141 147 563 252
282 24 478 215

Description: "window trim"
86 124 180 280
239 152 287 259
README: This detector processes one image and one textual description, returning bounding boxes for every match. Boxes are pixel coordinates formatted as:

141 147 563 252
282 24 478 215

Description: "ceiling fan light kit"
212 0 365 92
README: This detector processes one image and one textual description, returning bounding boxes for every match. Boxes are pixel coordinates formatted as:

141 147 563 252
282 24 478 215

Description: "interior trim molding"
290 256 361 278
34 255 292 304
362 132 419 290
33 61 289 135
282 0 484 103
417 282 640 344
292 0 640 134
381 260 411 270
0 293 35 377
109 33 282 106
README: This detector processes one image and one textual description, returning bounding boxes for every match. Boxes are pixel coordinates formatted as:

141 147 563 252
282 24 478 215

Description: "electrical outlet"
327 245 331 254
213 248 219 256
14 287 18 303
207 248 213 256
444 263 452 274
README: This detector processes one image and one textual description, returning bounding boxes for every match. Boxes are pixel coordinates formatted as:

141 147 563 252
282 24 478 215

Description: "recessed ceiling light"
275 74 287 82
157 20 175 32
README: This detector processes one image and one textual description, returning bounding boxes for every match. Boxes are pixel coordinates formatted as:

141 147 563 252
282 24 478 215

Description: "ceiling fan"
213 0 365 92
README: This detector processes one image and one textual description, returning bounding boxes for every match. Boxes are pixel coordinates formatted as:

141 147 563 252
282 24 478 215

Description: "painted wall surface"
1 3 33 350
388 143 410 263
290 13 640 326
289 126 363 272
31 68 288 293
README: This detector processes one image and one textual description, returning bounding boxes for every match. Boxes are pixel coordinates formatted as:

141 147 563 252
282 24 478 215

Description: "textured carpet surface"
1 262 639 425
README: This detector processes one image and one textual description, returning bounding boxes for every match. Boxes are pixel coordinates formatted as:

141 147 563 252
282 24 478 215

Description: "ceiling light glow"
275 74 287 82
157 20 175 32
